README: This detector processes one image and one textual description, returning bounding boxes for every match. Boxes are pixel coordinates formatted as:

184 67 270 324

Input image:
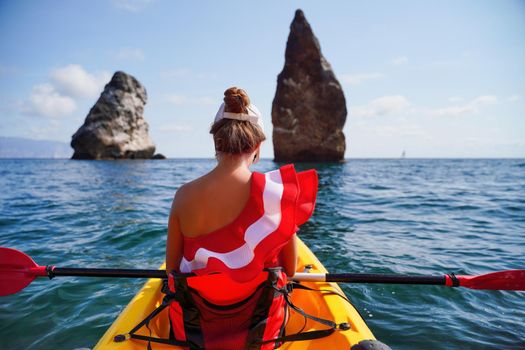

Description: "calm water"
0 159 524 350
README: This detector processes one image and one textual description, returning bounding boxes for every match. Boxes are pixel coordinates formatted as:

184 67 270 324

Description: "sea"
0 158 524 350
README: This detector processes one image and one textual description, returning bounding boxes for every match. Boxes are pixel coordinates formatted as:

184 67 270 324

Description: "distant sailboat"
401 150 406 158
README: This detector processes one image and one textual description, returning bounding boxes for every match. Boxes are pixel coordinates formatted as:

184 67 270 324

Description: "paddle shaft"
50 268 446 285
292 273 446 285
48 267 167 279
29 268 525 291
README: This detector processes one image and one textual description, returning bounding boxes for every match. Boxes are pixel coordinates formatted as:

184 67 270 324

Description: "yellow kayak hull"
94 238 375 349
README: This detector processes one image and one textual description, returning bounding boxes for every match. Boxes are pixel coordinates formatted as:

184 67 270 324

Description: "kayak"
94 237 377 349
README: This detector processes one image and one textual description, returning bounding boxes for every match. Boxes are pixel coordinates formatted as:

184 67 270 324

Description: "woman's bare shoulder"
172 174 210 211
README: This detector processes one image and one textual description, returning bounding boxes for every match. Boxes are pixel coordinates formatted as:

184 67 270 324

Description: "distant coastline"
0 136 72 158
1 137 524 160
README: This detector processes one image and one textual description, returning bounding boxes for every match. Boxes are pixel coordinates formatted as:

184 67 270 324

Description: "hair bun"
223 87 250 113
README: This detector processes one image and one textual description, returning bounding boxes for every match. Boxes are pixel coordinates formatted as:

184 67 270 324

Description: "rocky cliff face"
272 9 347 162
71 71 156 159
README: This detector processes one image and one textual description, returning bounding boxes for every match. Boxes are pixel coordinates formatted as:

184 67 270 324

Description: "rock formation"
152 153 166 159
71 71 156 159
272 9 347 162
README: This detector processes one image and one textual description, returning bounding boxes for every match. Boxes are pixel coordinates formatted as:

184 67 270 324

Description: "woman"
165 87 318 349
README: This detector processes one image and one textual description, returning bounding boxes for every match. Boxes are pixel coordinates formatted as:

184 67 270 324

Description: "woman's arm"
279 234 297 277
166 197 183 275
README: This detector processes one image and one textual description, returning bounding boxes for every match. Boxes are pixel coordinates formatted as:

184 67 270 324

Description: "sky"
0 0 524 158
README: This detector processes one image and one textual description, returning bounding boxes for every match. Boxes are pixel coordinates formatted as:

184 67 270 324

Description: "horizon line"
1 157 524 161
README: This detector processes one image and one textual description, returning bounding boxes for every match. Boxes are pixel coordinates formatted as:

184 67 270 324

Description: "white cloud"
391 56 408 65
113 47 145 61
24 83 77 118
508 95 521 102
471 95 498 105
350 95 410 118
430 95 498 116
166 94 216 106
157 124 193 132
448 96 464 103
50 64 111 99
112 0 156 12
340 72 384 86
430 105 475 116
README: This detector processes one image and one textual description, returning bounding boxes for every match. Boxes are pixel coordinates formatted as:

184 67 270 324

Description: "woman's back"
174 168 253 238
163 87 319 349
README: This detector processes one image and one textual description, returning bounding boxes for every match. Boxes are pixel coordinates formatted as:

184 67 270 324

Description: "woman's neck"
215 153 253 175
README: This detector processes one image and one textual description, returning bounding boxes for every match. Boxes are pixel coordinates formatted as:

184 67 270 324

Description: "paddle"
291 271 525 291
0 247 165 297
1 247 524 297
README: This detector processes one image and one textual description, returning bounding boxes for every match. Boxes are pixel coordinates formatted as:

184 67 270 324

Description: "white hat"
213 103 265 133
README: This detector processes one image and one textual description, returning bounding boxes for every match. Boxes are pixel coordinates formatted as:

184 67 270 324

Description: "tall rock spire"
272 9 347 162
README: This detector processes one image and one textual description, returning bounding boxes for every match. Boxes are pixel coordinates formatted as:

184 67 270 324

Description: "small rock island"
272 9 347 162
71 71 161 160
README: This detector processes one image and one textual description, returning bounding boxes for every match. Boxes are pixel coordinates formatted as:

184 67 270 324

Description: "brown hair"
210 87 266 154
